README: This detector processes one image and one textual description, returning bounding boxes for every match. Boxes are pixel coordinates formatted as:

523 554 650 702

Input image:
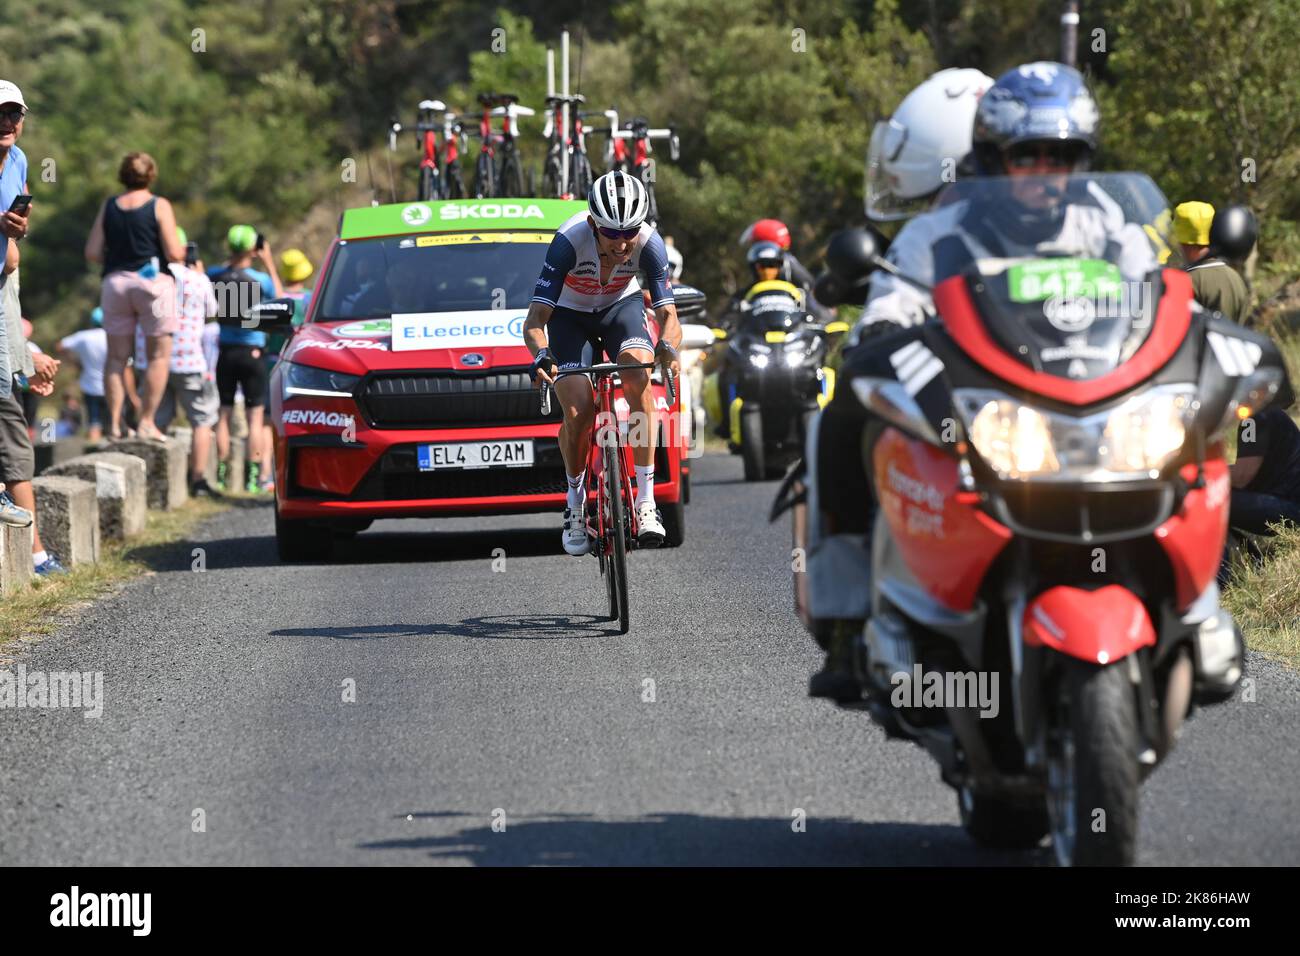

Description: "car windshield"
930 172 1183 379
315 233 550 320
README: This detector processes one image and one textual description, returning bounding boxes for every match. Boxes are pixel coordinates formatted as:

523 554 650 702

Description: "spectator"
0 79 61 571
135 226 222 496
256 247 314 493
1174 200 1250 324
56 393 82 439
1231 366 1300 528
209 225 282 492
84 151 185 442
57 307 109 442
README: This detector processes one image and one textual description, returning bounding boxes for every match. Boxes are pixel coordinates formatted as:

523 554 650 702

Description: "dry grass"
0 496 230 651
1221 523 1300 667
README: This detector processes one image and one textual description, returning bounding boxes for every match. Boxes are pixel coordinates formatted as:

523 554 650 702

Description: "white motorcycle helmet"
865 67 993 222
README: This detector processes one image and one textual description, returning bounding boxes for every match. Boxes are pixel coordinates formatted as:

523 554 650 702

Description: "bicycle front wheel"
601 432 630 634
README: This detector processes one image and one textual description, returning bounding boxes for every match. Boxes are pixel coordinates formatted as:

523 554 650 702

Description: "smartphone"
185 241 199 267
255 232 265 251
8 194 32 214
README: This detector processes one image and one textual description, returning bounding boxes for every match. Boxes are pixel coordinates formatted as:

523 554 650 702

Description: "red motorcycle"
803 172 1289 865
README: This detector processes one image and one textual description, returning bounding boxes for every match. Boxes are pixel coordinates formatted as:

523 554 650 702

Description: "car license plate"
417 439 535 471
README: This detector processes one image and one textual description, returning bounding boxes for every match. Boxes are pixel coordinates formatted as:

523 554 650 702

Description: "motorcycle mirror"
815 269 870 307
679 323 717 351
825 227 887 284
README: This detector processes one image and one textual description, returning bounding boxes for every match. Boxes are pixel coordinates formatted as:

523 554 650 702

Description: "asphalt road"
1 451 1297 866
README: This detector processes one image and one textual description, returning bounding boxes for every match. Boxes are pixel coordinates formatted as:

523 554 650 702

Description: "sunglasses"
597 226 640 241
0 108 25 126
1005 142 1084 171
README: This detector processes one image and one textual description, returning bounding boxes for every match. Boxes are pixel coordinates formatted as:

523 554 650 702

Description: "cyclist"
738 218 831 321
804 62 1153 701
525 170 682 555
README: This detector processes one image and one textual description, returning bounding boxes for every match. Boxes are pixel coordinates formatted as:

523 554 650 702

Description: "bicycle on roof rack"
388 100 468 201
592 109 680 226
540 92 597 201
471 92 535 200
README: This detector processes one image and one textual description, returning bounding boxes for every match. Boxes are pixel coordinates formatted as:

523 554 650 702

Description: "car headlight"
956 385 1198 481
750 352 770 369
281 362 362 400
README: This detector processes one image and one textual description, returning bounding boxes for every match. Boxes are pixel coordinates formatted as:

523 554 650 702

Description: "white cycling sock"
566 470 586 510
634 465 655 508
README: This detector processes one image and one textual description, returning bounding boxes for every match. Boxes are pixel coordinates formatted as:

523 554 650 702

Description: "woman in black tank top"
84 152 186 440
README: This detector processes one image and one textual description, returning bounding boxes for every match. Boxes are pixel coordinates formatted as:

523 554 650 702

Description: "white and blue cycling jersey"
532 211 674 313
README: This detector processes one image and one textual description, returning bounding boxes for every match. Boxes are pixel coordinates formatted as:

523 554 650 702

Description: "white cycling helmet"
865 67 993 222
588 170 651 230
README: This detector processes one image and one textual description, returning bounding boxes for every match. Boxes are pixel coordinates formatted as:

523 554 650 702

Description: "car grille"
359 369 562 429
347 441 568 501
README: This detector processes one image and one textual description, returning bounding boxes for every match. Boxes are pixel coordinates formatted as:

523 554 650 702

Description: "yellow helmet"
279 248 314 283
1173 201 1215 246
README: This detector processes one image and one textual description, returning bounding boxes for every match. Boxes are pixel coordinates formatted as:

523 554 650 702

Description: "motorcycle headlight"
967 401 1059 478
746 343 772 369
281 362 362 400
956 385 1198 482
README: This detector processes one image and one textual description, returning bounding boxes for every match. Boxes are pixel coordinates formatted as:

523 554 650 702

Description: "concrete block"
113 438 188 510
44 453 147 543
0 522 34 595
32 476 100 566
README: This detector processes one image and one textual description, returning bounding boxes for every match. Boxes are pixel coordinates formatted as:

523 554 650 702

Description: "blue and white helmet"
588 170 650 230
973 62 1099 170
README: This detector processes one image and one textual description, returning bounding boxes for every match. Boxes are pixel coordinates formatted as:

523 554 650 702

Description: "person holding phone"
84 151 185 442
0 79 33 406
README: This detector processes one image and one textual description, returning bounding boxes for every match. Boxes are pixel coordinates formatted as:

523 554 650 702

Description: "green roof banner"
340 198 587 239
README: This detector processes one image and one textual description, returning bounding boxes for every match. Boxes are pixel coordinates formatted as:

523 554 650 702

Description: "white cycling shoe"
562 507 591 556
636 501 666 548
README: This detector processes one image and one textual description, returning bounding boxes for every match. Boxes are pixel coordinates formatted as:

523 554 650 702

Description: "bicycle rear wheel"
419 165 438 202
473 152 495 198
542 153 563 198
445 164 465 199
571 150 593 199
601 432 630 634
500 150 526 197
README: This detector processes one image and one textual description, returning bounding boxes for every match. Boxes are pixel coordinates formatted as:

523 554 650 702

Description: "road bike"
471 92 535 199
414 99 446 200
597 109 680 226
541 361 676 633
388 100 467 201
540 93 595 200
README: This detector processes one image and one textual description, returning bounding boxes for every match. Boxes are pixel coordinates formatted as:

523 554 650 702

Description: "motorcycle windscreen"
929 172 1181 381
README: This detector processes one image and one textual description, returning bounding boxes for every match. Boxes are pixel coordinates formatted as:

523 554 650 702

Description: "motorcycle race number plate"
874 428 1011 611
1006 258 1123 303
418 439 535 471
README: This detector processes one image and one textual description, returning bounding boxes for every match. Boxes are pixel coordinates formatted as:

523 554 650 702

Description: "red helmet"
739 218 791 251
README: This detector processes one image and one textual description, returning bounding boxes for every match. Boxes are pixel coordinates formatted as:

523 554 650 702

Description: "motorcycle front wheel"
1045 659 1140 866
